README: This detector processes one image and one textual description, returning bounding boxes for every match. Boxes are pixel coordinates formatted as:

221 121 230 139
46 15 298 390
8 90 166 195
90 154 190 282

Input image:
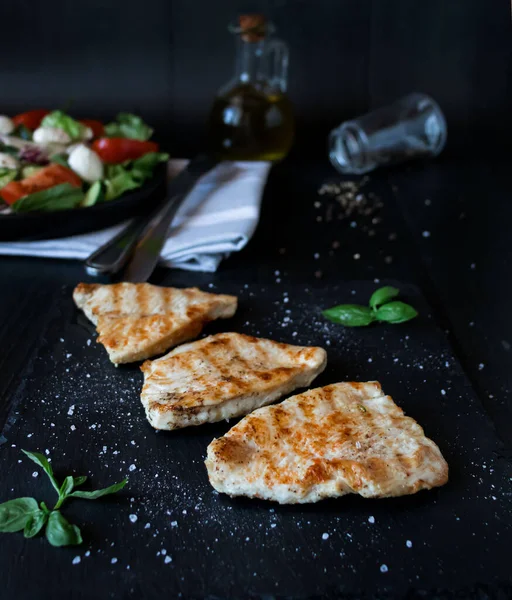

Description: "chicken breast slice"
140 332 327 430
206 381 449 504
73 282 237 364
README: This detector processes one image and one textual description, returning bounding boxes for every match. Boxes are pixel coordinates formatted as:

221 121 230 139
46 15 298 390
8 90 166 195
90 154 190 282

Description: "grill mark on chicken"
140 332 327 430
206 381 449 504
73 283 237 364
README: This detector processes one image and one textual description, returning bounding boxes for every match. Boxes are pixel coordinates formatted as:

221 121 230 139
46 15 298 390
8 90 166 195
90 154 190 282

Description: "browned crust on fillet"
72 282 238 364
140 332 328 430
206 382 449 502
141 333 325 413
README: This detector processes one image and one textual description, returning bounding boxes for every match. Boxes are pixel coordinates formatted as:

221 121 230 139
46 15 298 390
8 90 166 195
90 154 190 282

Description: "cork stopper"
239 14 266 42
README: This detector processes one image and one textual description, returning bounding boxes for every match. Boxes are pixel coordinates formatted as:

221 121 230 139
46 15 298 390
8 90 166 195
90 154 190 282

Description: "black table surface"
0 154 511 599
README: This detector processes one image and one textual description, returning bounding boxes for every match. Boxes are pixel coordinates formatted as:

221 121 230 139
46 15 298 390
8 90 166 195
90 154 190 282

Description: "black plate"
0 164 167 241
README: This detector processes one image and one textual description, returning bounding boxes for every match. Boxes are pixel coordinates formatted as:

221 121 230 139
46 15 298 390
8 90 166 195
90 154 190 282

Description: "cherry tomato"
0 164 82 205
80 119 104 138
11 109 50 131
91 138 159 164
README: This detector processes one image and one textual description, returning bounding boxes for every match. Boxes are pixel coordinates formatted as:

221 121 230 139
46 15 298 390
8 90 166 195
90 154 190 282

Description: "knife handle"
84 154 218 280
84 218 150 277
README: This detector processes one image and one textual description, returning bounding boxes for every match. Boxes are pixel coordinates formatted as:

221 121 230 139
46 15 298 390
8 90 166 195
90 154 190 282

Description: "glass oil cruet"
208 14 294 161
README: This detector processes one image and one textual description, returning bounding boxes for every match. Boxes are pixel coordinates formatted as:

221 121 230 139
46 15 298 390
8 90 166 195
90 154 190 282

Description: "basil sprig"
323 286 418 327
0 450 127 547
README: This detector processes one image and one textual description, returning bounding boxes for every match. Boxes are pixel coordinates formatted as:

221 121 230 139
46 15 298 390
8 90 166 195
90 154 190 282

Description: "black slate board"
0 280 511 600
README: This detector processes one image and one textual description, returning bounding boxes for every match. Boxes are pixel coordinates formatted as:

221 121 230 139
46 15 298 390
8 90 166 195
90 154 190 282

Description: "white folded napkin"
0 159 271 272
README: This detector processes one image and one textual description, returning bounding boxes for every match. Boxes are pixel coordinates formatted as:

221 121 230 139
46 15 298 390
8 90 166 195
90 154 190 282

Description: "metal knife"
84 154 218 281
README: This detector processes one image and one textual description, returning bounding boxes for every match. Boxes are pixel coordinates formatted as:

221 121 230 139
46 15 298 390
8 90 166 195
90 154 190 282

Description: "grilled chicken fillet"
206 381 448 504
140 332 327 430
73 282 237 364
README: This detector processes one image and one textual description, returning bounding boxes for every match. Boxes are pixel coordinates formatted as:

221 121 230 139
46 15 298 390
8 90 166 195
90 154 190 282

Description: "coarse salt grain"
129 514 137 523
128 464 136 472
322 533 329 540
111 558 117 564
72 556 81 565
380 564 388 573
368 516 375 524
422 231 430 238
406 540 413 548
353 253 360 260
164 556 172 564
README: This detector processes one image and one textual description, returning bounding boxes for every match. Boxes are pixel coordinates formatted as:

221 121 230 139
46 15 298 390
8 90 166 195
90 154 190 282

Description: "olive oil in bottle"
208 15 294 162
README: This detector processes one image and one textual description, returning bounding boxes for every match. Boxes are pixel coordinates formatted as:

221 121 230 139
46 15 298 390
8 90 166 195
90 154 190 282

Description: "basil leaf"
41 111 87 141
369 286 399 310
45 511 82 547
322 304 376 327
0 497 39 532
12 183 84 213
104 172 140 201
375 301 418 324
73 476 88 488
70 478 127 500
21 450 60 493
61 474 75 499
54 475 76 509
104 113 153 141
0 168 17 189
23 509 48 538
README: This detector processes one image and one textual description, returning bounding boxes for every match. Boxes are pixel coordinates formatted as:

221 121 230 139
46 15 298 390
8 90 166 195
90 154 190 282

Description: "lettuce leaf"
41 111 87 141
104 152 168 201
104 113 153 141
104 172 141 201
0 168 17 189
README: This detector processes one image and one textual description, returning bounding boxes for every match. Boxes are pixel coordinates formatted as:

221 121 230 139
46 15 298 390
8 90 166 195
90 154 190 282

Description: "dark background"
2 0 510 154
1 1 512 598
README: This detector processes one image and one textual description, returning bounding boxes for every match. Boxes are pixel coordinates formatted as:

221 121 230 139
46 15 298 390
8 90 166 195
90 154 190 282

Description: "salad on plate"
0 110 168 214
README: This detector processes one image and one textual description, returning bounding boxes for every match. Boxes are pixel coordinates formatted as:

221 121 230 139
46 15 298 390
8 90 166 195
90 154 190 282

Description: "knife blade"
122 154 218 282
